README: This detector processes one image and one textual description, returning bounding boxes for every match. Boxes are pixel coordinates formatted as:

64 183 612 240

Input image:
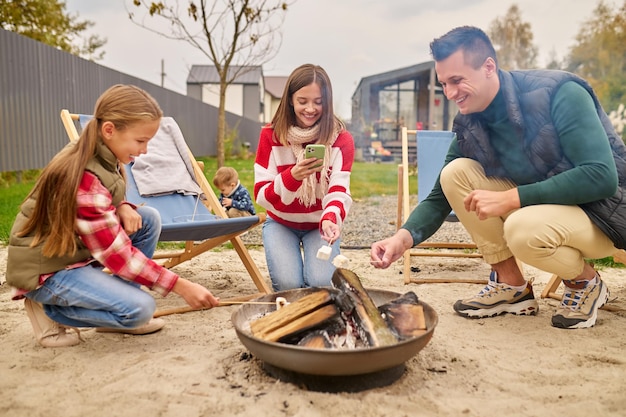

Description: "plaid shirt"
12 171 178 300
74 171 178 296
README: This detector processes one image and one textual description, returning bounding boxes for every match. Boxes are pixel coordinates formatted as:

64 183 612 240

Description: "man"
371 26 626 329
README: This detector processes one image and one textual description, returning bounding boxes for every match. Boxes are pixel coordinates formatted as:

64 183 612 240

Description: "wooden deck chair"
60 109 271 297
397 127 484 285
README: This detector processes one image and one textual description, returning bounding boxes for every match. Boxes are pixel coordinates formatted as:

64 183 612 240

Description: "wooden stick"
601 304 625 313
154 300 276 318
154 306 197 317
219 300 277 305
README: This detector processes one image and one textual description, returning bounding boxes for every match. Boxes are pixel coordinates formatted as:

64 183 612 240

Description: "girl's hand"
321 219 340 243
172 278 220 310
291 157 324 181
117 203 142 235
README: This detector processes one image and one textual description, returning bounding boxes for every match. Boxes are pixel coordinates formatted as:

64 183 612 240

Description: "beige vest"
6 139 126 290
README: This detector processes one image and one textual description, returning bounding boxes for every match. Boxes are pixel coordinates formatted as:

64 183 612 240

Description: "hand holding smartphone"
305 144 325 168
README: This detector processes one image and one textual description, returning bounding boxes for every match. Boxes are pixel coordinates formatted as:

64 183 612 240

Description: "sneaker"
24 298 82 348
551 275 609 329
453 271 539 318
96 318 165 335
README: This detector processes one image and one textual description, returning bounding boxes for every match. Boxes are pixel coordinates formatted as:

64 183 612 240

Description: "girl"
6 84 219 348
254 64 355 291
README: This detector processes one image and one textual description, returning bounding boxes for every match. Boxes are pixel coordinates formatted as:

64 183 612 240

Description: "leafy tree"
566 0 626 114
130 0 294 167
0 0 106 60
488 4 538 70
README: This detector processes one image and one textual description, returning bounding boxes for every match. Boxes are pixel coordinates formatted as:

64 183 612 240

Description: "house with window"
263 75 288 122
187 65 265 122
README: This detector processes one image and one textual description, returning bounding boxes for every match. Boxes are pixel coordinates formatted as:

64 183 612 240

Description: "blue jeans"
262 217 340 291
26 206 162 329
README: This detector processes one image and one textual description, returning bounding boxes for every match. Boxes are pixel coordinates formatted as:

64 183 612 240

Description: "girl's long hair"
18 84 162 257
271 64 345 145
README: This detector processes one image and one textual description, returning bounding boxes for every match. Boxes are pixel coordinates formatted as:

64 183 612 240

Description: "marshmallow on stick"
316 245 332 260
332 254 350 268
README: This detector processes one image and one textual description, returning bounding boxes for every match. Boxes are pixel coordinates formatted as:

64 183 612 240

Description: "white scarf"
287 123 340 207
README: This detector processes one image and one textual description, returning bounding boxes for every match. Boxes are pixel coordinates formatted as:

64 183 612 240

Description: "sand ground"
1 244 625 417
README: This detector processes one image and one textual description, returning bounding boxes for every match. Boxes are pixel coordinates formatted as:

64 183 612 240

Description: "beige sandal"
24 299 82 348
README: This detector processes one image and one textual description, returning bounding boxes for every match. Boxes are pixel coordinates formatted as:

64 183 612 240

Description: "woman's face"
291 82 323 128
102 119 161 164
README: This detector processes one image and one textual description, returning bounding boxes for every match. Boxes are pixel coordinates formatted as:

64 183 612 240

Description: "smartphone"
305 144 325 167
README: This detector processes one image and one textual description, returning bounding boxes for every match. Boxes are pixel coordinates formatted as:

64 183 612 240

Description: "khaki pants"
439 158 617 280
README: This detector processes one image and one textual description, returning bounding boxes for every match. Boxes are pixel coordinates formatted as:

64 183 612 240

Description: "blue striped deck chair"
397 127 481 285
60 109 271 296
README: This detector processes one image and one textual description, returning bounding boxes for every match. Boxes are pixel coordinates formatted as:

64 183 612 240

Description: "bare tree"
488 4 538 70
129 0 294 167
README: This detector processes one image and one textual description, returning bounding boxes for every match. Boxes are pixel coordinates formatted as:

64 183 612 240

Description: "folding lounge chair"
396 127 483 285
60 109 271 297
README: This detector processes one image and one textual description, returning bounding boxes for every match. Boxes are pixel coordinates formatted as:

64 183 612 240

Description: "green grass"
197 157 408 200
0 182 33 242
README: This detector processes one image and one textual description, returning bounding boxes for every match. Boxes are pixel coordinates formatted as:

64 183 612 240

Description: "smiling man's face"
435 49 499 115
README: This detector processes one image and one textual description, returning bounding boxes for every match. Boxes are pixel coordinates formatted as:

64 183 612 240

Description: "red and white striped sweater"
254 125 354 231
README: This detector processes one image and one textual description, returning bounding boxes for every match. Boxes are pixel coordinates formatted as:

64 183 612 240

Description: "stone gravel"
241 194 472 249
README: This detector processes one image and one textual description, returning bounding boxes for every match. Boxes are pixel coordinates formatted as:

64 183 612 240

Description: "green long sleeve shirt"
403 81 618 246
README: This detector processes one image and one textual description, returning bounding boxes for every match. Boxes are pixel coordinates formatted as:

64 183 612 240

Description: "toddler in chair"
212 166 256 218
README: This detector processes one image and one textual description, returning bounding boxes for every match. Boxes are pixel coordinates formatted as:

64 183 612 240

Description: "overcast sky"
65 0 611 119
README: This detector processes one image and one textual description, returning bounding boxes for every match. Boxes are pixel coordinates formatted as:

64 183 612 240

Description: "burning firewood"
297 330 334 349
378 292 427 340
250 289 345 342
249 269 428 349
331 268 398 347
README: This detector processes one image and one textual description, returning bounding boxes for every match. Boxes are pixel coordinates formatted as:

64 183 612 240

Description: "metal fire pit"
231 287 438 391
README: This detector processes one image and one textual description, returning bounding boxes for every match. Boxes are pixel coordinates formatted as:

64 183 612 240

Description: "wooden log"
331 268 398 347
379 292 427 340
261 305 340 343
250 289 335 339
297 331 333 349
258 304 341 342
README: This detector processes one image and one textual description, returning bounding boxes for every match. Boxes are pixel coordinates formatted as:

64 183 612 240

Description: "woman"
254 64 355 291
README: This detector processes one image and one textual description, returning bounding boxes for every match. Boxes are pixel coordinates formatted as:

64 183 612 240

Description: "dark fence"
0 29 263 173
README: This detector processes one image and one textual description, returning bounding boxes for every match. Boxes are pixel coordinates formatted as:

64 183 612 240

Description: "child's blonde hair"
212 166 239 188
18 84 163 257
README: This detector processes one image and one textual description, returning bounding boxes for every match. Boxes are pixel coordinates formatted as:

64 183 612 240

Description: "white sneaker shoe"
551 275 609 329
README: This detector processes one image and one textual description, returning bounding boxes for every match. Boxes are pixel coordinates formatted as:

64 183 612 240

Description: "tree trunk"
216 79 228 168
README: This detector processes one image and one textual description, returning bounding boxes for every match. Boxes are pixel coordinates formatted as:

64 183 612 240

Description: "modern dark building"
351 61 455 161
